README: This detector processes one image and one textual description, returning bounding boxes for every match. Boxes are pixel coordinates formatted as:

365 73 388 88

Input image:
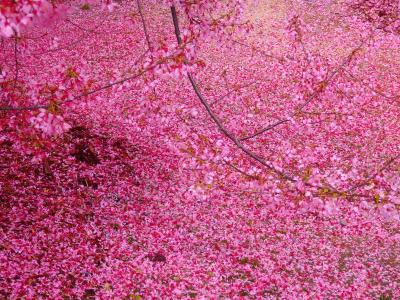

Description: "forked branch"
170 5 295 182
170 5 377 200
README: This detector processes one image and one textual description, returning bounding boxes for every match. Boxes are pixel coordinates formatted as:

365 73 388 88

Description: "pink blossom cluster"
0 0 54 37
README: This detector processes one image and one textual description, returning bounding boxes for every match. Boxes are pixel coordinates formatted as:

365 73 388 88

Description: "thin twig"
0 51 149 111
13 34 19 90
136 0 157 96
136 0 152 50
343 68 400 101
223 159 259 180
240 39 367 141
209 80 259 107
346 153 400 193
230 39 279 60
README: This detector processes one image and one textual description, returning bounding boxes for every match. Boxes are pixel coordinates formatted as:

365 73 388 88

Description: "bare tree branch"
346 153 400 194
13 34 19 89
343 68 400 101
136 0 152 50
0 50 149 111
209 80 259 107
240 39 367 141
223 159 260 180
170 6 376 200
240 119 290 141
136 0 157 96
171 5 295 182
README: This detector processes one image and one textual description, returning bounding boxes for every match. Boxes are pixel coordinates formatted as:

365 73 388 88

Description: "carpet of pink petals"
1 0 400 299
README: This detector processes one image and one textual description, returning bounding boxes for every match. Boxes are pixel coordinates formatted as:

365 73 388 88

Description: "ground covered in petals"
1 0 400 299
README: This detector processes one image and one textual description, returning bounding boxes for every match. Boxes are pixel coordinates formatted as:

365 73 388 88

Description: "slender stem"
240 39 367 141
13 34 19 89
136 0 157 96
0 51 149 111
223 159 259 180
136 0 152 50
